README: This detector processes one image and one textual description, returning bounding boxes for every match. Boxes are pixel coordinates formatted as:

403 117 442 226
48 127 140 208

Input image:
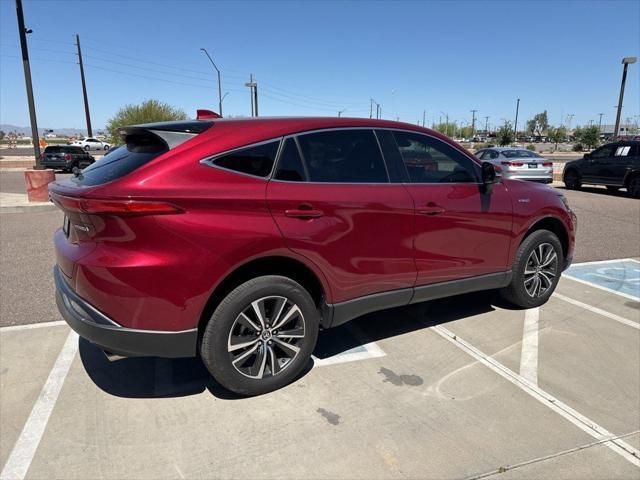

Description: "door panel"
404 183 513 285
267 182 416 303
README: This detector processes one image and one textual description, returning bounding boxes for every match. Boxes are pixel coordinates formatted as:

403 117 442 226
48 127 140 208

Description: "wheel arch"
623 169 640 187
197 255 330 338
520 216 569 261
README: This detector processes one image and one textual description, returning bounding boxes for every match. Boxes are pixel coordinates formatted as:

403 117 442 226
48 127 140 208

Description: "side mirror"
481 162 500 194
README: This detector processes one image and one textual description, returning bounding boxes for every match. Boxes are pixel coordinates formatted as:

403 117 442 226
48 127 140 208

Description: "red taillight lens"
50 194 183 216
501 161 523 167
542 162 553 167
65 154 71 161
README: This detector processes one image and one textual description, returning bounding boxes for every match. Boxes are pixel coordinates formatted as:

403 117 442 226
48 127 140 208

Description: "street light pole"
470 109 477 138
75 34 92 137
513 99 520 144
15 0 41 168
598 113 604 135
614 57 637 138
200 48 223 116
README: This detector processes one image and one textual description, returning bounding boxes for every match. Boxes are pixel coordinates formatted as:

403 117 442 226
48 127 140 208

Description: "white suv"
71 137 110 151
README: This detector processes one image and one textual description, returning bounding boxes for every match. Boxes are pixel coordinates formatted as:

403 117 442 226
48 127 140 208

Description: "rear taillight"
501 161 524 167
51 194 183 216
542 162 553 167
65 154 71 161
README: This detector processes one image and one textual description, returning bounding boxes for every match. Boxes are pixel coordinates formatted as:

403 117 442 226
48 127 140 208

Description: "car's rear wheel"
84 145 90 152
200 275 319 396
500 229 563 308
627 176 640 199
563 169 581 190
104 145 110 151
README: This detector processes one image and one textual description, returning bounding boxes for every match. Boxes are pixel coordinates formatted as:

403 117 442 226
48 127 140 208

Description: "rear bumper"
503 170 553 183
54 266 197 358
42 160 71 169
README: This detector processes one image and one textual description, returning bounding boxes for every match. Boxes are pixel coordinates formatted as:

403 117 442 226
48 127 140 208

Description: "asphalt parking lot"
1 175 639 479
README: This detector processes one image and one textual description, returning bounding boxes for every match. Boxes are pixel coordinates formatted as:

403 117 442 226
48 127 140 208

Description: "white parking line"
430 325 640 468
0 321 66 333
570 258 640 266
519 308 539 385
553 293 640 330
0 331 78 480
313 324 386 367
563 275 640 301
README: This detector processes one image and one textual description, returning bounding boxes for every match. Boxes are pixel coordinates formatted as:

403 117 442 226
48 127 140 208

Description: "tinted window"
393 131 478 183
72 134 167 186
213 140 280 177
64 146 85 154
591 145 615 159
44 146 63 153
274 138 306 181
486 150 499 160
296 129 387 183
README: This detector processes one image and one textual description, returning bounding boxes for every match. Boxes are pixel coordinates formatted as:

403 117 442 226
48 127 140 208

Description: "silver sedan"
475 147 553 183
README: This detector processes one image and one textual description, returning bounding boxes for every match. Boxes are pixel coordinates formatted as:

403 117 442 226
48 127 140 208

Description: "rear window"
65 146 85 154
71 134 167 186
211 140 280 177
44 146 63 153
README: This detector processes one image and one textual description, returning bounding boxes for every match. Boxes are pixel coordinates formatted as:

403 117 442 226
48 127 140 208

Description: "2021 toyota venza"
50 113 576 395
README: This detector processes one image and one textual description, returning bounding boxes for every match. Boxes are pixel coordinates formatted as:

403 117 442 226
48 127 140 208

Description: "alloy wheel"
524 243 558 298
227 296 305 379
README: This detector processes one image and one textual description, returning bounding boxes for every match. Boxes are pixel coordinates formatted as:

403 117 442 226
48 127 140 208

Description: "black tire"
626 175 640 199
200 275 319 396
606 186 620 192
500 229 563 308
84 145 90 152
104 145 110 151
563 169 581 190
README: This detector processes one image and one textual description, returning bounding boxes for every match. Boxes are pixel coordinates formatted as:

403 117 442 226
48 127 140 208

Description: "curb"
1 204 58 214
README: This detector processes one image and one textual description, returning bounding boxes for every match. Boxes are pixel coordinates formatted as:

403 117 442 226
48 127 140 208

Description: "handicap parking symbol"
563 259 640 300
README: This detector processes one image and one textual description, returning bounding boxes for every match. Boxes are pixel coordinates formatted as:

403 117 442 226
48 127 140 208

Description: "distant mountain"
0 124 105 136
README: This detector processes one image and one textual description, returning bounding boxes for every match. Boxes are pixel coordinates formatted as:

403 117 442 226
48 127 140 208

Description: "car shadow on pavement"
556 185 632 198
79 290 504 400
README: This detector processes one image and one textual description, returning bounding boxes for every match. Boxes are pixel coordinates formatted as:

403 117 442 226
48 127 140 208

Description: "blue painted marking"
563 260 640 300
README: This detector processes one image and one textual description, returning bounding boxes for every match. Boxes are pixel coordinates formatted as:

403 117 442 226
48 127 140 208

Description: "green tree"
526 111 549 139
432 122 457 138
106 99 187 145
547 126 567 152
574 125 599 150
497 122 515 146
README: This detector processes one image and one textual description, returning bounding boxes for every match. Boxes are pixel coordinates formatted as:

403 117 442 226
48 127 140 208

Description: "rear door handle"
284 205 324 219
417 202 445 216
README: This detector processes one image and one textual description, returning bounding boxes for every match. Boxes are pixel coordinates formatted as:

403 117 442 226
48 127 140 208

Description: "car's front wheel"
627 175 640 199
500 229 563 308
84 145 90 152
200 275 319 396
104 145 110 151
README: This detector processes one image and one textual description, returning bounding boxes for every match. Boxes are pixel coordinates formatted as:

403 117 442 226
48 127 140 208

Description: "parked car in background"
475 147 553 183
49 115 575 395
563 140 640 198
41 145 95 172
70 137 110 151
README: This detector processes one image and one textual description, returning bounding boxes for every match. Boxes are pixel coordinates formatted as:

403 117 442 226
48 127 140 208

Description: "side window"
212 140 280 177
274 138 306 181
591 145 615 159
392 131 478 183
614 145 632 157
488 150 499 160
475 150 486 160
296 129 388 183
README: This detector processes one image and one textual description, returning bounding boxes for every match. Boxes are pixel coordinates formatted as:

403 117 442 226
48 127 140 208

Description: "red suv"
50 115 576 395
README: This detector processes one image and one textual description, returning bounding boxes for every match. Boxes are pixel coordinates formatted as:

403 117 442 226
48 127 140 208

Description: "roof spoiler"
197 109 222 120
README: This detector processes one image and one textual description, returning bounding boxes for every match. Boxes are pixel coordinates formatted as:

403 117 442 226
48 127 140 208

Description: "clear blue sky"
1 0 639 131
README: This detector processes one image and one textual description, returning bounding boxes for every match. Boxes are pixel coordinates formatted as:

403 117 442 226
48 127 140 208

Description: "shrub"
526 144 536 151
572 143 584 152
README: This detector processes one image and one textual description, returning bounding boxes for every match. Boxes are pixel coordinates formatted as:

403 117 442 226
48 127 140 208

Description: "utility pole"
338 109 345 117
376 103 380 119
200 48 223 116
470 109 477 137
513 99 520 144
484 116 489 134
598 113 604 134
15 0 41 167
370 99 374 119
614 57 637 138
245 74 257 117
422 110 426 127
75 34 92 137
